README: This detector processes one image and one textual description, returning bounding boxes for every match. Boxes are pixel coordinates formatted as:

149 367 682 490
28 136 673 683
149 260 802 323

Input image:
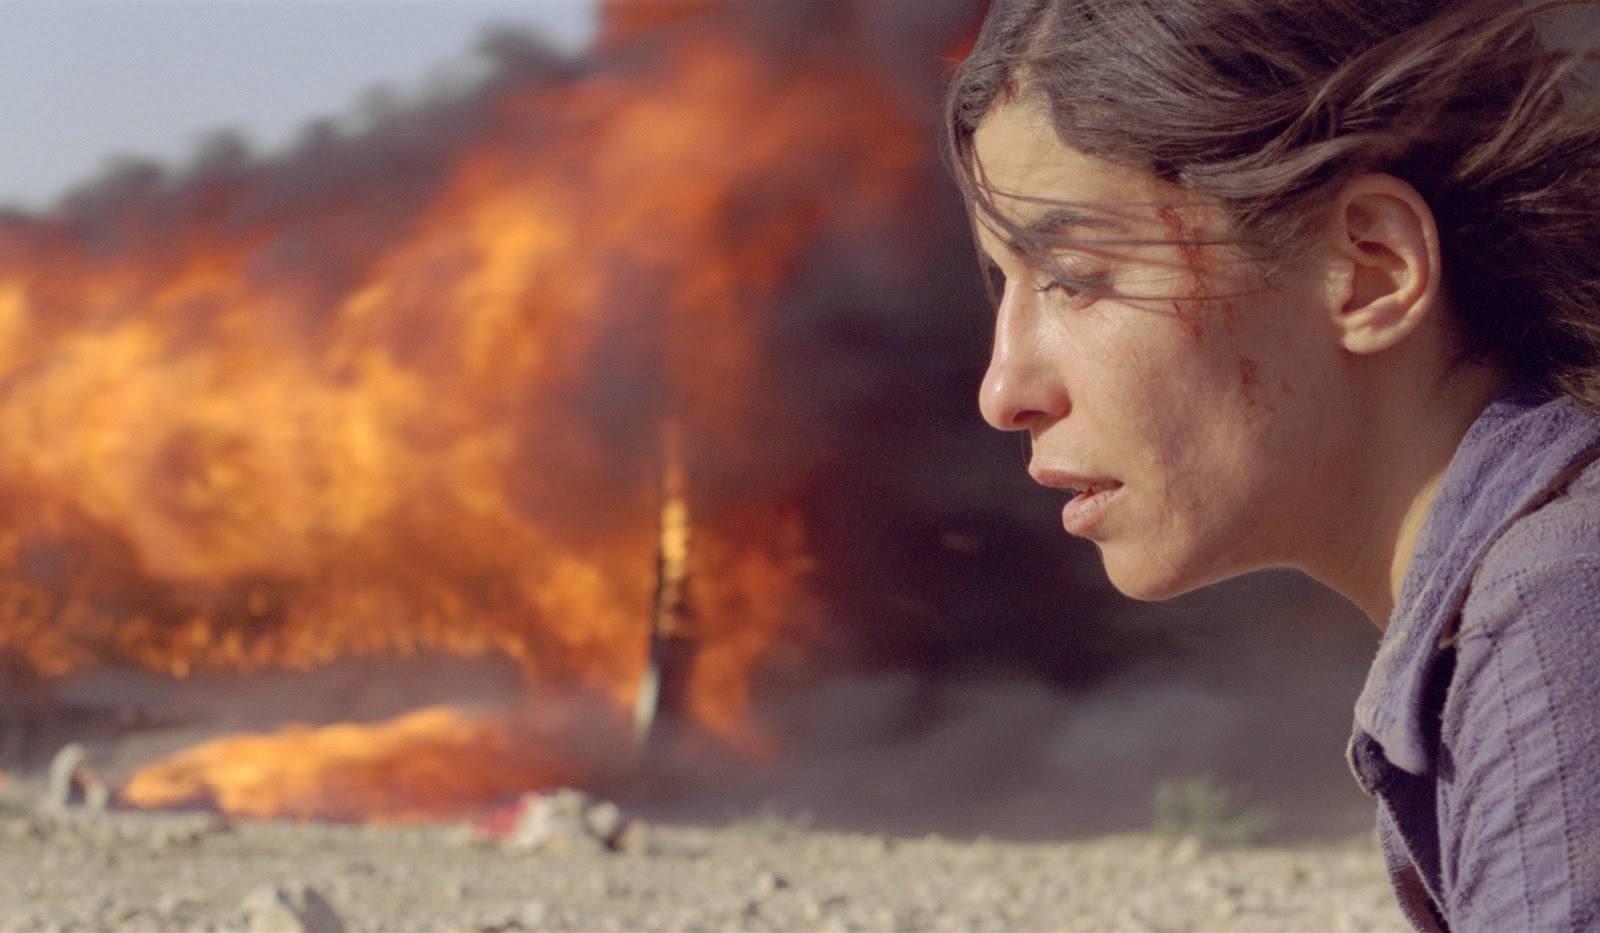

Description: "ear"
1325 174 1442 355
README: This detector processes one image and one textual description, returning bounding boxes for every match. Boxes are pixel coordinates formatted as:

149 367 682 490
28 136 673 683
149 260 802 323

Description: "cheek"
1118 373 1215 487
1173 290 1307 418
1082 297 1272 470
1140 355 1276 502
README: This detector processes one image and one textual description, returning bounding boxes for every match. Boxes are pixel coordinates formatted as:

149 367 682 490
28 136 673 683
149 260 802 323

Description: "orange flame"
0 10 926 821
120 706 590 823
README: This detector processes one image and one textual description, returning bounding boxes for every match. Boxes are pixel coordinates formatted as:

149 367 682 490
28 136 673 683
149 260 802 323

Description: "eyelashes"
1034 273 1107 303
982 259 1108 308
1029 268 1109 314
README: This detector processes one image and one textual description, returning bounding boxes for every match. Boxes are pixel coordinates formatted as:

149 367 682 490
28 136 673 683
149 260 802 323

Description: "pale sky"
0 0 599 211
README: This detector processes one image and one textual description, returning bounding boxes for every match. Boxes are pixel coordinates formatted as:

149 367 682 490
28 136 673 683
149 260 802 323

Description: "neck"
1306 361 1504 629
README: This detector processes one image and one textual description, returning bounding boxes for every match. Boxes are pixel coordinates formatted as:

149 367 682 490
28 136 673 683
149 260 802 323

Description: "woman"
945 0 1600 928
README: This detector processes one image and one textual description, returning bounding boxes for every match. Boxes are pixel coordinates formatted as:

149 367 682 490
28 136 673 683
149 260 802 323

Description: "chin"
1099 548 1225 603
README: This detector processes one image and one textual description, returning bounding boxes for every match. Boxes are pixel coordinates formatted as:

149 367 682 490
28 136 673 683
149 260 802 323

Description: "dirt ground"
0 593 1409 932
0 802 1406 932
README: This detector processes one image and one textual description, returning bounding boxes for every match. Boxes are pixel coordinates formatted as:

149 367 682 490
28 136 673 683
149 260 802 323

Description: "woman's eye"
1034 273 1104 308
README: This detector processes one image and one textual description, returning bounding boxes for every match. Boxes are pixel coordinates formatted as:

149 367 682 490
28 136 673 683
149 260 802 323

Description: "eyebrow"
1003 207 1128 254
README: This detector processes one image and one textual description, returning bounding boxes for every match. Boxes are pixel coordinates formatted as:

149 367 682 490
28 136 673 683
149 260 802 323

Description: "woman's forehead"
974 103 1157 195
971 101 1203 243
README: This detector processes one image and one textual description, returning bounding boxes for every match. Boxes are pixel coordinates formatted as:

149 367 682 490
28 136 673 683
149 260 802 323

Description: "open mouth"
1065 481 1120 501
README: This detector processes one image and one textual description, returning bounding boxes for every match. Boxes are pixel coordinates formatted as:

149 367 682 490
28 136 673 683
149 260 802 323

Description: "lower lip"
1061 484 1122 537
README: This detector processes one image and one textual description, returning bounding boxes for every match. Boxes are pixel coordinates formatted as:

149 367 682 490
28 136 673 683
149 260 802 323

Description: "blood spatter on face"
1238 357 1262 409
1218 300 1240 335
1157 206 1201 269
1158 204 1215 342
1172 300 1206 340
1235 358 1283 412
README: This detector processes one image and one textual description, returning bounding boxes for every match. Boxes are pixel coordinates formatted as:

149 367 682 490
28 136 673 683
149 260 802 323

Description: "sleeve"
1435 539 1600 931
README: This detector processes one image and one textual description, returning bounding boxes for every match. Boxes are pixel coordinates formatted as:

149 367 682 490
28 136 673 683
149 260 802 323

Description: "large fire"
0 2 948 821
119 705 590 824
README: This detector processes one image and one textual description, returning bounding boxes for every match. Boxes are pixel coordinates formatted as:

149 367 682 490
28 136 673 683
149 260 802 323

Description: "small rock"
965 877 1002 903
472 900 551 933
42 743 105 813
241 882 345 933
612 819 650 854
517 794 601 854
43 744 84 810
584 800 624 839
754 870 789 895
83 780 109 812
516 900 550 928
149 819 216 850
3 816 43 841
96 901 145 927
156 892 192 920
1170 835 1204 864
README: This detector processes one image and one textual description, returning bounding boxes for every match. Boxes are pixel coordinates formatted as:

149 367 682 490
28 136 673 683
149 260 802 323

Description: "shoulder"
1451 470 1600 697
1449 486 1600 734
1469 468 1600 616
1446 465 1600 789
1438 477 1600 929
1446 478 1600 775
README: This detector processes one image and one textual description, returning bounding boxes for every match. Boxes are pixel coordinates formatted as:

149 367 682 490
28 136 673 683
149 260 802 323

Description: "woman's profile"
945 0 1600 927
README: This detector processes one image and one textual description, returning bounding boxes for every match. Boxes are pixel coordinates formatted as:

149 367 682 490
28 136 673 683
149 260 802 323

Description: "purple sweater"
1349 388 1600 930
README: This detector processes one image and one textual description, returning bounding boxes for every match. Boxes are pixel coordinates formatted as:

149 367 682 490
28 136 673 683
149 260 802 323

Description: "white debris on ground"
0 793 1407 932
474 788 645 855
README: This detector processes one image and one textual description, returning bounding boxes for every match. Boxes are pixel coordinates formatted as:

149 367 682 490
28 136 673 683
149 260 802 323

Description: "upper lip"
1029 466 1121 497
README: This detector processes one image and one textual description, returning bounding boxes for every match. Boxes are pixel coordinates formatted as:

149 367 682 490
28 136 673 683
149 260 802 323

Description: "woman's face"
971 100 1343 599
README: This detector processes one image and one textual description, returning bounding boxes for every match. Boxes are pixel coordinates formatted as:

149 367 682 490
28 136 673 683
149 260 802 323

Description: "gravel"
0 805 1406 932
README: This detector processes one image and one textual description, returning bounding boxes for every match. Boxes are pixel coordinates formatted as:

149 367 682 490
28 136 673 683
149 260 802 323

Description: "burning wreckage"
0 0 1177 830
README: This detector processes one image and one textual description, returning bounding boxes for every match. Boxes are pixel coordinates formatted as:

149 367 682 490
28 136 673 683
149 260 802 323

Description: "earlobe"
1329 174 1441 356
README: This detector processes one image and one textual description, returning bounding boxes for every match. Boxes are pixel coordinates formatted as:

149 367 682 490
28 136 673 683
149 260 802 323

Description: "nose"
977 286 1068 433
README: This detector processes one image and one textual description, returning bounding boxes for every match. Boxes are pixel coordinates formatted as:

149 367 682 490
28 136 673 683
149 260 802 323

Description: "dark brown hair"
946 0 1600 406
